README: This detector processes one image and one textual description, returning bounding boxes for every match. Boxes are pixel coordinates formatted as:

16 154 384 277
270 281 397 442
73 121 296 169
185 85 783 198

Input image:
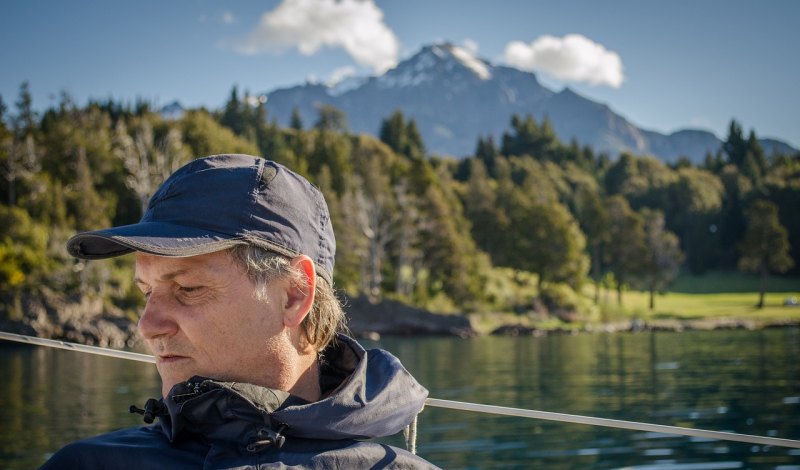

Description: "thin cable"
0 331 155 363
3 331 800 449
424 399 800 449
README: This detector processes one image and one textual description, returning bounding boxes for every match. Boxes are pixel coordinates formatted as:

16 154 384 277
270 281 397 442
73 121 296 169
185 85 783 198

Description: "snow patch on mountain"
376 48 436 89
448 45 491 80
375 43 492 90
328 75 368 96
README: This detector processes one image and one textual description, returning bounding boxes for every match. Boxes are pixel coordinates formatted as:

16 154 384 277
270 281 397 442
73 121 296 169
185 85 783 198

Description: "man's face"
135 251 290 397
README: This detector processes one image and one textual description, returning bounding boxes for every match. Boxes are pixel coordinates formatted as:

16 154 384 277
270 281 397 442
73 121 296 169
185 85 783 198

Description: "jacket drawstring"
246 424 287 453
129 398 167 424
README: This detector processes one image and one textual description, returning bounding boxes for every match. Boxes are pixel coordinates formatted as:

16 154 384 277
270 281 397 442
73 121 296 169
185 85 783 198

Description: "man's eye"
179 286 204 295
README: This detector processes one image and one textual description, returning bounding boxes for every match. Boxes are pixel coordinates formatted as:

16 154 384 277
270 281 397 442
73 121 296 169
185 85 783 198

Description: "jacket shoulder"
281 440 440 469
40 426 207 469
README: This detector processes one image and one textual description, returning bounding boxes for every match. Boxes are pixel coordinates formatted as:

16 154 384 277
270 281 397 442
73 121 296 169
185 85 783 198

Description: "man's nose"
137 292 177 340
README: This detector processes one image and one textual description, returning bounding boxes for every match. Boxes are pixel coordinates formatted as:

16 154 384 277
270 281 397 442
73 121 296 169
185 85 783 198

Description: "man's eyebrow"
134 268 191 285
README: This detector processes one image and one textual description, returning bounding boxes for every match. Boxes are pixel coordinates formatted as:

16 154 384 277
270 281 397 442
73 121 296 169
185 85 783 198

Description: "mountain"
160 100 185 120
263 43 795 162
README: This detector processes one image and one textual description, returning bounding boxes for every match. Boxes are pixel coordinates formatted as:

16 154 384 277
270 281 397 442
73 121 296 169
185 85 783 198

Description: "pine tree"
0 96 12 205
407 157 486 304
220 86 245 135
290 107 303 131
741 130 767 185
379 110 406 154
404 119 425 159
500 114 559 160
379 110 425 160
13 81 37 138
463 158 505 256
723 120 747 167
314 105 348 133
604 152 637 195
474 135 498 176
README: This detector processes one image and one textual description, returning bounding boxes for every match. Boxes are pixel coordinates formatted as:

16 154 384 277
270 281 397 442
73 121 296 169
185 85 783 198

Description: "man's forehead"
134 251 233 280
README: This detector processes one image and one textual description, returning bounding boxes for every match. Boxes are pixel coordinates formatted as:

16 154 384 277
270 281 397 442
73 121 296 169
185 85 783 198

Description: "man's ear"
282 255 316 328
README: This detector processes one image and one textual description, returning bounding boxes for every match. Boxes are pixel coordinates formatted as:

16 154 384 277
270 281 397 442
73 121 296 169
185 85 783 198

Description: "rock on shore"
344 295 476 338
1 288 139 349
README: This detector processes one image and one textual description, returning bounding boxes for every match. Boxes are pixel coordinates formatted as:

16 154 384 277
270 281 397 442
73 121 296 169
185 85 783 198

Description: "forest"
0 82 797 332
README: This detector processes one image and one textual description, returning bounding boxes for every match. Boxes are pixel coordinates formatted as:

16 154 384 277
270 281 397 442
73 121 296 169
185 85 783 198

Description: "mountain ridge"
174 43 798 161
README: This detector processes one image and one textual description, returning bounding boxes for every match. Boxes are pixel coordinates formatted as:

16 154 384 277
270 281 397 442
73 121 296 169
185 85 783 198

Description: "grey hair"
228 244 347 350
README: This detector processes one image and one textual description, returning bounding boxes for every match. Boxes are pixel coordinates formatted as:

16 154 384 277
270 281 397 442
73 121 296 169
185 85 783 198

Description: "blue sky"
2 0 798 147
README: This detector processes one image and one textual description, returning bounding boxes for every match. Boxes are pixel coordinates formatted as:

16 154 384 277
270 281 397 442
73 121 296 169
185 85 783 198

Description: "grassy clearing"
592 271 800 325
669 270 800 294
470 269 799 332
621 291 800 321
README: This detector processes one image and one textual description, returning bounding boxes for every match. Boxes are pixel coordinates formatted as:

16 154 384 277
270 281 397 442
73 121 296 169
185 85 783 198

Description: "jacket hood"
152 335 428 446
273 334 429 440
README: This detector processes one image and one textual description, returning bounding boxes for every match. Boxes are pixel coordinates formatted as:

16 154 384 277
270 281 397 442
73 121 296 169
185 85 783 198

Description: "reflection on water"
373 329 800 469
0 345 161 468
1 329 799 469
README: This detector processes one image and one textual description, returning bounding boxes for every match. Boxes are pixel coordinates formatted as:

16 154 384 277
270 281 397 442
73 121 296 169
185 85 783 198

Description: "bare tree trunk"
351 178 394 302
3 135 39 206
6 160 14 206
114 120 188 217
392 182 420 298
758 259 767 309
3 139 16 205
649 282 655 310
592 241 601 304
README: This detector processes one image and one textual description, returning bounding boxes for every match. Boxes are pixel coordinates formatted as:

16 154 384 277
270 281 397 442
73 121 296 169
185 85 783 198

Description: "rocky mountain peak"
375 42 492 90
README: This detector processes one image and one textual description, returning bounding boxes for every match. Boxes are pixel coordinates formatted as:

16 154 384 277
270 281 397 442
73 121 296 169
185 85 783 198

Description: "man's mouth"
158 354 189 364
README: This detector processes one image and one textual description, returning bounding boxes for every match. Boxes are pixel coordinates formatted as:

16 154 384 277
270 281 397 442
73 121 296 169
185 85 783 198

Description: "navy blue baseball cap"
66 154 336 284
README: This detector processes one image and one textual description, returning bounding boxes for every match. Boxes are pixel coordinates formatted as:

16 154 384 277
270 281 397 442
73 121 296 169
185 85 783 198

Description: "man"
42 154 436 468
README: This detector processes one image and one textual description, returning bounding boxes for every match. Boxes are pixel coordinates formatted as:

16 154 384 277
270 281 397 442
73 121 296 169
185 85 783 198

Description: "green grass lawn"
603 271 800 324
473 270 799 332
669 270 800 294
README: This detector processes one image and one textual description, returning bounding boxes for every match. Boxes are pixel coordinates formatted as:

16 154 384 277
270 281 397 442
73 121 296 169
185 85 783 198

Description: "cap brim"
67 222 246 260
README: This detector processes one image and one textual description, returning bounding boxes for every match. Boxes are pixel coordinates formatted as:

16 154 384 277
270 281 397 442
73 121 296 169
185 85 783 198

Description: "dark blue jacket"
41 335 437 469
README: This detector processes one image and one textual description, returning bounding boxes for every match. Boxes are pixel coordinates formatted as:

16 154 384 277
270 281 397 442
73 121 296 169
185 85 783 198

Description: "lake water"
1 329 799 469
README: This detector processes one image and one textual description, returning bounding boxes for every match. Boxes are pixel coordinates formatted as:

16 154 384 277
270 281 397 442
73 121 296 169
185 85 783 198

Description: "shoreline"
482 317 800 338
345 295 800 339
2 291 800 346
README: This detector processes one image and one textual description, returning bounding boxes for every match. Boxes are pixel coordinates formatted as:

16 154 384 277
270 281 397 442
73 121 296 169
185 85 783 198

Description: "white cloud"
232 0 399 73
222 11 237 24
503 34 624 88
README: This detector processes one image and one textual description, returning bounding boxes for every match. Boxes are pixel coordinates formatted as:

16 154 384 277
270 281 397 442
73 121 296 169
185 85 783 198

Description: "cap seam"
313 186 333 284
246 157 264 233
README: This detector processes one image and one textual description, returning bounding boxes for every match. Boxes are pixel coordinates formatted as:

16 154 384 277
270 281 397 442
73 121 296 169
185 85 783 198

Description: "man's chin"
159 374 191 398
